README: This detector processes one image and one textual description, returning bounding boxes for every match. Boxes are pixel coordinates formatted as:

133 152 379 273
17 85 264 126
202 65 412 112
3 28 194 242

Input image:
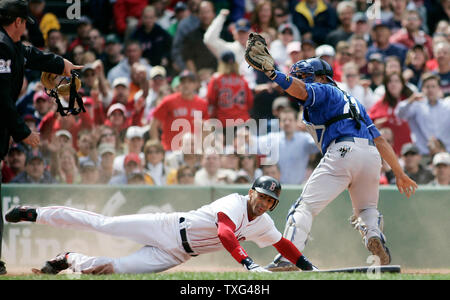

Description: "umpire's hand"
23 132 40 147
62 58 83 77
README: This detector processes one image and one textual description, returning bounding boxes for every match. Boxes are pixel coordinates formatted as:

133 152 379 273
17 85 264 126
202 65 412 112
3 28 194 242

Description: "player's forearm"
273 238 315 271
374 136 404 176
266 71 308 101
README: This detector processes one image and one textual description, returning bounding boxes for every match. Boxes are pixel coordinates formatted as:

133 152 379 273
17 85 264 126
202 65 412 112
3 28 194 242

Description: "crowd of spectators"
1 0 449 186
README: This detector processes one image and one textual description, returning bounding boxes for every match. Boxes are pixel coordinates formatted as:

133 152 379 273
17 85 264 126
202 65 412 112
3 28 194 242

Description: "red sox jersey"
152 92 209 151
181 193 282 255
207 73 254 127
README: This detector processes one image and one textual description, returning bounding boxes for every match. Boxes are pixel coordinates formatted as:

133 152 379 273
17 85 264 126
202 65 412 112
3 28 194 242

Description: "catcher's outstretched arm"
265 70 308 101
285 75 308 101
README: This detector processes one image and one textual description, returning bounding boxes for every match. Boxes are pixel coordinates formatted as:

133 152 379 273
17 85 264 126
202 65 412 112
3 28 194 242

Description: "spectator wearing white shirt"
429 152 450 186
395 73 450 155
203 10 256 89
143 139 168 186
338 61 377 110
194 150 236 185
113 126 145 175
270 23 299 72
258 108 318 184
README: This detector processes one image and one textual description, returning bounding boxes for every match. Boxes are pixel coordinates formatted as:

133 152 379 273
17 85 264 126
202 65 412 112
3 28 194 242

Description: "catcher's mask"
290 57 336 85
41 70 85 117
251 176 281 211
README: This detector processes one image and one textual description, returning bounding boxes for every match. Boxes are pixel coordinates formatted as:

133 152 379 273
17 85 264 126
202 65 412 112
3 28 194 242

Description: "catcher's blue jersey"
300 83 380 154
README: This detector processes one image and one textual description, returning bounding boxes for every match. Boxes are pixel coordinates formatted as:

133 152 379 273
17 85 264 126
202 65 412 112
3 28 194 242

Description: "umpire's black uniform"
0 0 65 274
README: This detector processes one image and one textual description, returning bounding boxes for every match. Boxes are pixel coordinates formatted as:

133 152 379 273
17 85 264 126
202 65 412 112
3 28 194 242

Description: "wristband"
231 246 248 263
296 255 313 271
241 257 254 269
270 70 293 90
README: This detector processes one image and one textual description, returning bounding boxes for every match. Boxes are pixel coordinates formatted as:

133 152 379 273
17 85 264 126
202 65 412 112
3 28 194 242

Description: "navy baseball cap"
235 18 250 32
220 51 235 64
179 70 197 81
0 0 35 24
26 151 44 165
174 1 187 13
372 19 391 30
352 12 368 23
9 143 26 154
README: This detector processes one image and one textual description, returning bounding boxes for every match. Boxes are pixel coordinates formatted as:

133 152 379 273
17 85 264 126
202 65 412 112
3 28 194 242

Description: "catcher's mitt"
41 71 85 116
245 33 275 75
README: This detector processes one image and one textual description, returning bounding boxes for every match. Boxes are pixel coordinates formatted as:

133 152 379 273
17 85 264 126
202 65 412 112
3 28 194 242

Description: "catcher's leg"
272 153 351 267
348 144 390 265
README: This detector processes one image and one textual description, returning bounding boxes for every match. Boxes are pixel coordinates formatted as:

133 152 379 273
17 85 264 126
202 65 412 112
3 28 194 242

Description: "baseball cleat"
0 261 6 275
5 206 37 223
367 237 391 265
32 252 71 275
265 260 299 272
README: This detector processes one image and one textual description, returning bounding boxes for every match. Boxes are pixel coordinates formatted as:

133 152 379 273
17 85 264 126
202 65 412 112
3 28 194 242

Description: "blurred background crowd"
2 0 450 187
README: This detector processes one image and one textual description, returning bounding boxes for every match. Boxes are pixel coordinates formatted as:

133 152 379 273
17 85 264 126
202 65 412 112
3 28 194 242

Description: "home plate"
317 265 401 273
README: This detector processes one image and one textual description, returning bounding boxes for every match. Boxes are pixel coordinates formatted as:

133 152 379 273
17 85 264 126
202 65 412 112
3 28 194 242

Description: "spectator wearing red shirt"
38 107 94 151
114 0 149 37
67 16 93 53
389 10 434 59
150 70 209 151
207 51 254 129
369 73 414 156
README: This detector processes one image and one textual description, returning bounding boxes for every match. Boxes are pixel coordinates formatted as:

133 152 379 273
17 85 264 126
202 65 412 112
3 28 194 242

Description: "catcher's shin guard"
283 197 313 252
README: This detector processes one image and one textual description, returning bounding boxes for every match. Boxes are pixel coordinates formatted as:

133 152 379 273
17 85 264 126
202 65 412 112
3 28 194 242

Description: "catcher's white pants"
283 138 383 253
36 206 192 273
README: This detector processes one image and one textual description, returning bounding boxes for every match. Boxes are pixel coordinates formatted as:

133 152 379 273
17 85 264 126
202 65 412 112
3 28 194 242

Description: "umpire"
0 0 82 275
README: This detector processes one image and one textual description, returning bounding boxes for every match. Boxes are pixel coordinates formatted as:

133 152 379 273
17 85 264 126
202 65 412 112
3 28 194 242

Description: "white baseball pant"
36 206 192 273
283 138 383 253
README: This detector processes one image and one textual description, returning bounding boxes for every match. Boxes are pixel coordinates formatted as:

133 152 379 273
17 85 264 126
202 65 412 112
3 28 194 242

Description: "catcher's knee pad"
283 198 313 251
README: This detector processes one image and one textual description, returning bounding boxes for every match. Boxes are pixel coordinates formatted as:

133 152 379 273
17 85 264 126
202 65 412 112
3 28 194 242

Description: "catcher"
0 0 82 275
244 33 418 270
6 176 318 274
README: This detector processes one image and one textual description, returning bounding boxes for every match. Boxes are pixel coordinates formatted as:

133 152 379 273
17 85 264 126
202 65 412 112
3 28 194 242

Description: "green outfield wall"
1 184 449 271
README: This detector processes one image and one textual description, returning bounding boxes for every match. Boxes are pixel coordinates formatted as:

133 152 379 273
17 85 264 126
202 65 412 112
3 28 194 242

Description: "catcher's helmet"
290 57 336 85
251 176 281 211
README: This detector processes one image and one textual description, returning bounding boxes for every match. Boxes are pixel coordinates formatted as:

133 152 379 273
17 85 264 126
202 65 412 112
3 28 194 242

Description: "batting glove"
241 257 271 273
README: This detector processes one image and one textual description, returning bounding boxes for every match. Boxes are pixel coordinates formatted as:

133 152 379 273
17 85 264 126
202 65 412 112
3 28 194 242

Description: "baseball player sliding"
5 176 317 274
244 34 418 270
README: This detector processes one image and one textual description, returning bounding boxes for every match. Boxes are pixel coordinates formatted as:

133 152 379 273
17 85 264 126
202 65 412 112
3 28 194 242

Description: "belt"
335 136 375 147
179 217 198 256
